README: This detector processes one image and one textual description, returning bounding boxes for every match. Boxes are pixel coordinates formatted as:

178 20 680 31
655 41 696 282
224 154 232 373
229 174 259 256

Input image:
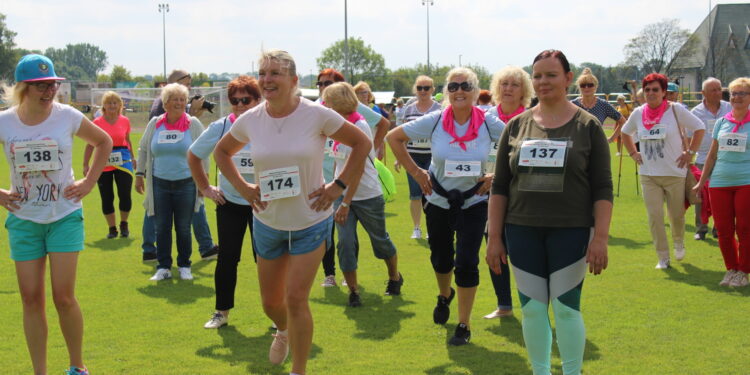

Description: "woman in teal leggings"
486 49 613 375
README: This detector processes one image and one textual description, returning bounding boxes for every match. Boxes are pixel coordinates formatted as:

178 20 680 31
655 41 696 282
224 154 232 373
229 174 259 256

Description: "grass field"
0 129 748 375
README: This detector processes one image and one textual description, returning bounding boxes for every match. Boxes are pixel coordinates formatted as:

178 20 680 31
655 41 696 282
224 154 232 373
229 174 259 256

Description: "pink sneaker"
269 331 289 364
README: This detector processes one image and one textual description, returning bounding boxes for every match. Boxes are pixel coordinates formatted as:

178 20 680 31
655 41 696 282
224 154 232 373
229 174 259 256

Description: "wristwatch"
340 202 349 208
687 150 696 155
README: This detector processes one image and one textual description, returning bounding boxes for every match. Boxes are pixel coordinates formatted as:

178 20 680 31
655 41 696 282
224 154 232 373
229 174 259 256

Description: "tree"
317 38 391 90
623 19 692 76
109 65 132 84
44 43 108 81
0 13 19 81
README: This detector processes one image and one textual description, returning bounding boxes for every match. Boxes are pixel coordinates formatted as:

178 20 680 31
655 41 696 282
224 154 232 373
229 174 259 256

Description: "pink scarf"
723 110 750 133
156 112 190 132
641 100 668 131
497 104 525 124
442 106 485 151
333 112 365 152
228 113 237 124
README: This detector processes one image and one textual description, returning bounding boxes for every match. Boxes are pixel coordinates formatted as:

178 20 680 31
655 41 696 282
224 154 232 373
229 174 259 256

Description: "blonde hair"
1 81 29 107
728 77 750 93
160 83 189 108
490 66 533 108
576 67 599 91
412 75 434 95
353 81 374 104
322 82 359 116
258 49 297 77
442 67 480 106
100 91 123 116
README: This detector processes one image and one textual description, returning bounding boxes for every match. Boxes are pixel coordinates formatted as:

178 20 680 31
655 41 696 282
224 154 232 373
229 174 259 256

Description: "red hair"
228 75 261 101
642 73 668 92
317 68 345 83
477 90 492 104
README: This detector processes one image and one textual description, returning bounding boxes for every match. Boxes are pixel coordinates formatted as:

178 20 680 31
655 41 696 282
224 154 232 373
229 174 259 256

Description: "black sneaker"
119 221 130 238
106 226 118 239
385 273 404 296
142 252 157 262
201 245 219 261
348 291 362 307
448 323 471 346
433 287 455 324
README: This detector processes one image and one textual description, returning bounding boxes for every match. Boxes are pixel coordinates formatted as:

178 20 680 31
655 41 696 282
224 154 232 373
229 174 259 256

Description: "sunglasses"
316 80 334 88
416 85 432 91
730 91 749 98
579 83 595 89
229 97 253 105
643 87 662 93
29 81 61 92
447 82 473 93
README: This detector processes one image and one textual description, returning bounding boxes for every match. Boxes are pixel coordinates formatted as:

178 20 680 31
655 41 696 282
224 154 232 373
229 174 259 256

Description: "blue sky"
3 0 741 77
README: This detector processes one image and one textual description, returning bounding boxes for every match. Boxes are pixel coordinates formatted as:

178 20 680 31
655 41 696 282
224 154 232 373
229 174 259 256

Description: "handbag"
671 104 701 205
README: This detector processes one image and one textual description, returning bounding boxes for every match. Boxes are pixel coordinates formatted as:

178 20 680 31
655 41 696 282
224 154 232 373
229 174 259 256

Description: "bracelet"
135 172 145 177
340 201 349 208
334 179 347 190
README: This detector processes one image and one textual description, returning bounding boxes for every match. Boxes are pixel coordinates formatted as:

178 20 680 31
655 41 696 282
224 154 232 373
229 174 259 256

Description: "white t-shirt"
690 100 732 165
621 103 704 177
0 103 83 223
230 97 344 230
333 119 381 201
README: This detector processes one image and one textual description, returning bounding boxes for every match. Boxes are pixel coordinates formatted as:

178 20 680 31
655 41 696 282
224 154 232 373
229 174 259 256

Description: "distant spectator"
572 68 625 147
476 89 493 111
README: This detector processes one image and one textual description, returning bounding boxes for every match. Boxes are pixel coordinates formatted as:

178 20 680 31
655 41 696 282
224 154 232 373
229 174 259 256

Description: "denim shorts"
406 153 432 200
252 215 333 260
6 208 85 261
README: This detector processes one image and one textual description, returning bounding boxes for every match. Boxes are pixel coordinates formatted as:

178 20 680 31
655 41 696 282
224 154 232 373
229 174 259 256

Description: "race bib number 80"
158 130 184 144
259 166 301 201
518 140 567 167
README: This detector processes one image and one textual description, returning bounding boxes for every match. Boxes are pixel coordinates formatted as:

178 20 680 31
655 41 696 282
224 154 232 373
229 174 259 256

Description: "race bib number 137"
518 140 567 167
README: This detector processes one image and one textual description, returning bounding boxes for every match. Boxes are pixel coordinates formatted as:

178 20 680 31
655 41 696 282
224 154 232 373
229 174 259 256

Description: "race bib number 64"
518 140 567 167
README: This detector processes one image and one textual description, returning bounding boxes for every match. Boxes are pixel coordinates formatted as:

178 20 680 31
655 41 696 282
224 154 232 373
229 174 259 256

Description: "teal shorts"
6 209 85 261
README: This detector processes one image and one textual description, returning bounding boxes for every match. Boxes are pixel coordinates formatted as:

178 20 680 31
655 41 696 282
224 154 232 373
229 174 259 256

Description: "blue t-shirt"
402 109 504 209
189 116 254 205
572 97 621 125
709 117 750 188
151 126 194 180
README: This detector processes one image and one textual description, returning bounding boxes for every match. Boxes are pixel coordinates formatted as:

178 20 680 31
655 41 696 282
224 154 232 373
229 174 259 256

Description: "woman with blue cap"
0 54 113 375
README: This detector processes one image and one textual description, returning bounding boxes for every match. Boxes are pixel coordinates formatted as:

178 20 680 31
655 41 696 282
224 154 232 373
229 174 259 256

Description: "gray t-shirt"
399 101 442 154
690 100 732 165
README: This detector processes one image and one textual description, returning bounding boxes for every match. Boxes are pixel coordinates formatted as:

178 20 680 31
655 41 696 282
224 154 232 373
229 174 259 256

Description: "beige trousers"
641 175 686 260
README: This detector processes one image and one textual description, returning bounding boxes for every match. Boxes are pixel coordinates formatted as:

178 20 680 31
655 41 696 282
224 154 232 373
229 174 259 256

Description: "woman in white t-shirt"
621 73 705 269
0 54 112 375
214 50 371 374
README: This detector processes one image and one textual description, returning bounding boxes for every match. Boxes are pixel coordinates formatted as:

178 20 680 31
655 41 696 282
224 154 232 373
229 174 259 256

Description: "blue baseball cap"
14 54 65 83
667 82 678 92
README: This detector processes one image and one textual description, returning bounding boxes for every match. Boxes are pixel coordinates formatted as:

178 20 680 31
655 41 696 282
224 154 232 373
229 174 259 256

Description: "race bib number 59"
518 140 567 167
259 166 301 201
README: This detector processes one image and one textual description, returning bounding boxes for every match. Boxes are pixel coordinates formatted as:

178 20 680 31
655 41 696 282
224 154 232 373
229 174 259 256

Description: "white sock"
277 329 288 336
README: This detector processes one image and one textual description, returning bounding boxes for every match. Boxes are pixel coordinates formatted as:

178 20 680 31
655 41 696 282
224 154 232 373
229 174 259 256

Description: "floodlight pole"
422 0 434 74
158 3 169 80
344 0 350 80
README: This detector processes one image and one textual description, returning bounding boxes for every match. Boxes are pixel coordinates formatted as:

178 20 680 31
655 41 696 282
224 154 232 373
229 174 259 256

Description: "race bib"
718 132 747 152
444 160 481 177
157 130 185 144
232 151 255 174
107 151 123 166
489 141 499 157
13 140 61 172
410 139 431 148
325 138 335 156
518 140 567 167
259 166 301 201
638 124 666 140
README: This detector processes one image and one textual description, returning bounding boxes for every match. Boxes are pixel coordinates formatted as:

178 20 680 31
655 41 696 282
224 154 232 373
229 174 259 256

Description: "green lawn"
0 130 748 375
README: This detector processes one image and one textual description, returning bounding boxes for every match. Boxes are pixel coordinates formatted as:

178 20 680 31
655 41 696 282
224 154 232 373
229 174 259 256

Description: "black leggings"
97 169 133 215
215 201 257 311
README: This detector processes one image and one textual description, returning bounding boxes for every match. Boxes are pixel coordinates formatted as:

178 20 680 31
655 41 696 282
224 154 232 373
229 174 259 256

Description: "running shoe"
385 273 404 296
150 268 172 281
321 275 337 287
674 245 686 261
178 267 193 280
119 221 129 238
106 226 118 239
142 252 157 262
201 245 219 261
448 323 471 346
269 331 289 365
719 270 737 286
411 228 422 239
66 366 89 375
729 271 749 287
693 232 705 240
655 259 671 270
483 309 513 319
433 287 455 324
348 291 362 307
204 312 228 329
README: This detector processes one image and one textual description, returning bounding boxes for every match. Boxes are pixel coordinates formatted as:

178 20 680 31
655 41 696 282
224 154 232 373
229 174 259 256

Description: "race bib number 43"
259 166 301 201
14 140 61 172
444 160 481 177
518 140 567 167
158 130 185 144
718 132 747 152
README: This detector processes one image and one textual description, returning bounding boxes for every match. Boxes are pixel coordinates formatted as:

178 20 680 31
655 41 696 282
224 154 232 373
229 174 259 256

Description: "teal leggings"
505 224 590 375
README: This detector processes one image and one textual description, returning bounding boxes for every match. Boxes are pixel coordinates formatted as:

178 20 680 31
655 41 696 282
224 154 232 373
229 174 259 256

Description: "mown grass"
0 129 748 375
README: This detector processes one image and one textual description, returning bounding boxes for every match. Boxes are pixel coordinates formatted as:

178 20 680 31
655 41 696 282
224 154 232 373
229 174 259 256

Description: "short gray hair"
702 77 722 91
160 83 189 107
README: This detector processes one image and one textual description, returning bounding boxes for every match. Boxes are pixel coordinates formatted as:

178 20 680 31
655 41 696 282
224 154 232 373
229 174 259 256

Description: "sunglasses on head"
229 97 253 105
316 80 334 88
28 81 61 92
416 85 432 91
579 83 595 89
447 82 473 93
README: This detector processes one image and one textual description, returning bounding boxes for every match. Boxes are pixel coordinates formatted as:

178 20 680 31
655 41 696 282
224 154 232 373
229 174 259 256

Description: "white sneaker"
150 268 172 281
178 267 194 280
411 228 422 239
674 245 686 261
342 279 348 286
320 275 337 287
655 259 671 269
729 271 749 287
204 312 228 329
719 270 737 286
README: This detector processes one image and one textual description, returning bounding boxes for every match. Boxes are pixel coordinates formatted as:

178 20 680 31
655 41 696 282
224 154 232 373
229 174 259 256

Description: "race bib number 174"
259 166 301 201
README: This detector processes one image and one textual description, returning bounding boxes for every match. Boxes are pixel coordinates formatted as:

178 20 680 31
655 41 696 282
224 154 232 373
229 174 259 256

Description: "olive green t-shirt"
491 109 613 228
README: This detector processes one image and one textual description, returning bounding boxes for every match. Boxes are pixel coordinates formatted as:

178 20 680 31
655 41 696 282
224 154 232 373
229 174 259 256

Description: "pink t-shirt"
93 114 131 172
230 97 344 230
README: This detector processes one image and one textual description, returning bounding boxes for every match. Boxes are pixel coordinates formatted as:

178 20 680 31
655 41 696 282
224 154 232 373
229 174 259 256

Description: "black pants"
215 201 256 311
97 169 133 215
425 201 487 288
